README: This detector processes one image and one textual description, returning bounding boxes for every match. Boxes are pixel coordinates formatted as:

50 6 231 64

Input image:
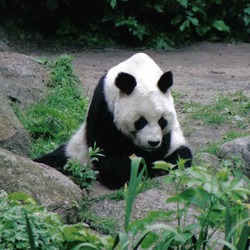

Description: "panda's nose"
148 140 160 147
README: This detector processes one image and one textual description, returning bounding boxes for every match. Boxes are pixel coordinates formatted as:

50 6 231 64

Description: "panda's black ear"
115 72 137 95
158 71 173 93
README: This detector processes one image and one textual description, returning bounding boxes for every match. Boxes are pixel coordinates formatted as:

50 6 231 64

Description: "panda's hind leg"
33 144 68 173
151 146 192 177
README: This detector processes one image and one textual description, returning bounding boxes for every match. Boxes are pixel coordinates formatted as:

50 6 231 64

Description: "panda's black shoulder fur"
86 75 134 155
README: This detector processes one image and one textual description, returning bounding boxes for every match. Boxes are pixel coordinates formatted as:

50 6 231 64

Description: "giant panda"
35 53 192 189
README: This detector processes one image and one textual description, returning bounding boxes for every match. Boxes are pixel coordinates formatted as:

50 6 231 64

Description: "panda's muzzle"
143 140 161 151
148 140 161 147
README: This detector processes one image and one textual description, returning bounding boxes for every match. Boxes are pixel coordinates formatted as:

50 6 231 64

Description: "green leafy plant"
0 191 64 249
64 143 103 189
1 1 250 48
114 16 148 41
0 191 114 249
112 157 250 249
112 157 147 249
124 157 147 232
62 223 113 249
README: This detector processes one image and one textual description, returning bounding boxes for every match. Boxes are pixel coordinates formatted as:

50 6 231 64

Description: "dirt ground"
24 42 250 152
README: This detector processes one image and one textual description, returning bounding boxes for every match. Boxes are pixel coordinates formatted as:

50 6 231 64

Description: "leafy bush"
113 158 250 249
0 191 64 249
1 0 249 47
0 191 113 249
104 0 249 46
64 143 103 189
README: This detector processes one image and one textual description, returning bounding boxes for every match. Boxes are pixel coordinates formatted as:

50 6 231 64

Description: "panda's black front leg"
152 146 192 177
95 155 132 189
166 146 193 168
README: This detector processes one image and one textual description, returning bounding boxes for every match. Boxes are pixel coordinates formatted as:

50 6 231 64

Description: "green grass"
14 55 89 158
81 211 118 236
202 130 250 155
185 91 250 127
172 90 250 156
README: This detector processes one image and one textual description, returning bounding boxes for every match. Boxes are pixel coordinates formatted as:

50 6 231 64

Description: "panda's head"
113 71 176 152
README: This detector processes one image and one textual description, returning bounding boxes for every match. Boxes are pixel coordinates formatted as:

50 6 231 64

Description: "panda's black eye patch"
134 117 148 131
158 117 168 129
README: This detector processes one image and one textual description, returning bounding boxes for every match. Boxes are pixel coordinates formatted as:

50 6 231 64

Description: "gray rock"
0 148 84 223
219 136 250 177
0 95 30 156
0 52 48 105
195 152 222 170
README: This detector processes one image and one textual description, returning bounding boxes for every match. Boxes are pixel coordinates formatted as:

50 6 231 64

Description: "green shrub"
64 143 103 189
1 0 249 47
113 158 250 250
0 191 64 249
0 191 114 249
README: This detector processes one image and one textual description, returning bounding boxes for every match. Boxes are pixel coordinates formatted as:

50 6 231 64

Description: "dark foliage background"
0 0 249 48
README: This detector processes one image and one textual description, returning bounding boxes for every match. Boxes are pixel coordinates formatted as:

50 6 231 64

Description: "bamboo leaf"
124 157 146 232
219 239 238 250
224 198 232 248
226 217 250 242
112 232 129 250
236 225 250 250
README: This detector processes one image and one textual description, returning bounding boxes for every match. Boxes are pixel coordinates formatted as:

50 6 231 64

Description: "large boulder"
0 52 48 105
0 148 84 223
219 136 250 177
0 96 30 156
195 152 222 170
0 52 49 156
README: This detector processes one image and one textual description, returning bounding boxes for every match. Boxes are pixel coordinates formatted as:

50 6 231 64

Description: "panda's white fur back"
66 53 188 164
66 124 88 165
